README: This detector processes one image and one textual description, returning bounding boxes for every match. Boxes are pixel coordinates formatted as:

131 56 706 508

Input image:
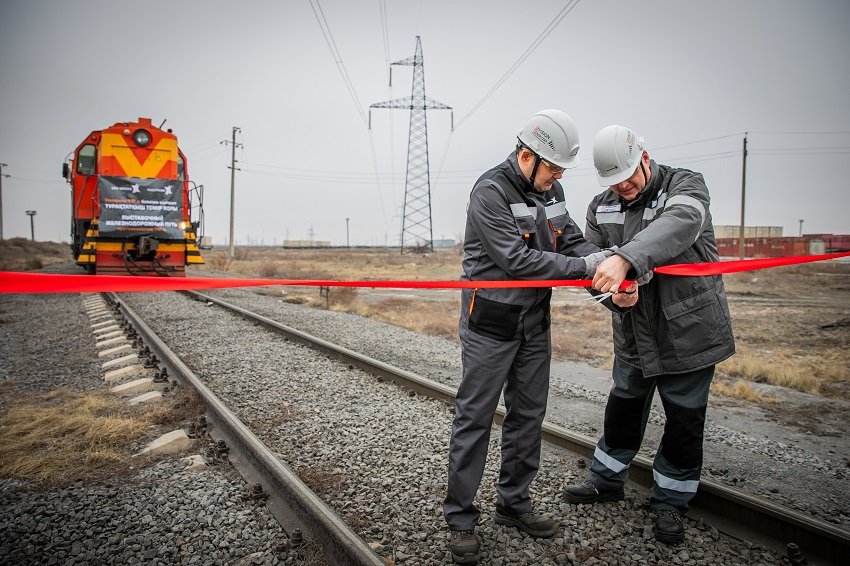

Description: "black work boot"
449 530 480 564
653 509 685 544
562 480 625 504
493 507 557 538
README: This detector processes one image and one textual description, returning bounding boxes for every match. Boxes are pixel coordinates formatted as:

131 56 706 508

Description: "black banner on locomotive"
97 176 184 239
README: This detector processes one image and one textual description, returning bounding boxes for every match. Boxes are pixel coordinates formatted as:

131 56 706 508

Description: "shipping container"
716 235 848 257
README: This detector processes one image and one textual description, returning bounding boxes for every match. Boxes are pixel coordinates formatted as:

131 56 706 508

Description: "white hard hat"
592 125 646 186
517 109 581 169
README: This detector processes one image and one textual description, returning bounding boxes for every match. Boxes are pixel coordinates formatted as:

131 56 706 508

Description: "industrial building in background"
714 225 850 257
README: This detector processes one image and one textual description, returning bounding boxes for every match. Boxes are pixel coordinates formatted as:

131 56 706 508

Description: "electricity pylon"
370 36 453 254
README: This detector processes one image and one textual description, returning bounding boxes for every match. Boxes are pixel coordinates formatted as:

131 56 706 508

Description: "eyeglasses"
518 143 567 175
540 159 565 175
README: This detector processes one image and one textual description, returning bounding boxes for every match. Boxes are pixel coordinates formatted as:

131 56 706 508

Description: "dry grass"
296 464 345 497
710 378 780 403
719 351 826 395
190 247 850 402
0 382 205 488
4 241 848 402
346 296 460 339
551 299 618 365
0 238 72 271
197 247 464 282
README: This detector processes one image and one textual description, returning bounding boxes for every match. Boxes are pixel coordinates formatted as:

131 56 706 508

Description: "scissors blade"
584 291 613 306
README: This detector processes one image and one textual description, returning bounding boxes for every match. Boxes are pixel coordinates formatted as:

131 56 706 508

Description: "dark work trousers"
589 358 714 513
443 319 551 531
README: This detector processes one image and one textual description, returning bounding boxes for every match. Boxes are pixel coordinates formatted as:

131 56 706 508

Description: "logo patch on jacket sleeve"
596 204 622 213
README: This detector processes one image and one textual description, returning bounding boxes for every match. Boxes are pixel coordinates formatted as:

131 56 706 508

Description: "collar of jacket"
623 160 663 209
506 152 535 193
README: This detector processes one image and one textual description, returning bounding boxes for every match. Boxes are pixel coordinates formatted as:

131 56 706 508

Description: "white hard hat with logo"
592 125 646 186
517 109 581 169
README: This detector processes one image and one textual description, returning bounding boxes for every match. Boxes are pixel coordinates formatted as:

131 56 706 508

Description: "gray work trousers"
443 320 551 530
589 358 714 513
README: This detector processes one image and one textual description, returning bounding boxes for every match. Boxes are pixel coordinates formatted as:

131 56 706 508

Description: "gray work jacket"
585 160 735 377
461 152 598 341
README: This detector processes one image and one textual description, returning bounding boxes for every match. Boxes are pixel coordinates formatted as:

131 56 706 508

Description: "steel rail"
108 293 385 566
187 290 850 566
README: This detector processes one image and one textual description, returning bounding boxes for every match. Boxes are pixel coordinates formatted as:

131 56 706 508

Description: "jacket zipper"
548 219 561 251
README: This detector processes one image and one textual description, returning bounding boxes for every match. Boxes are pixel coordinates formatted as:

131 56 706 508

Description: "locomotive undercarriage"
73 219 199 276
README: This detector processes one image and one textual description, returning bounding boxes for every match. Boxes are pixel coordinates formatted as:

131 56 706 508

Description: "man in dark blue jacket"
563 125 735 544
444 110 611 564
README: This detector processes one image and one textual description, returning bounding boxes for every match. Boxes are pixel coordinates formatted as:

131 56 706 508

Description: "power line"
182 133 234 153
661 152 740 167
650 131 850 152
651 133 743 152
378 0 391 84
746 130 850 136
309 0 369 127
454 0 582 129
231 130 850 186
0 176 56 185
751 145 850 154
2 164 56 175
369 0 395 231
239 166 476 185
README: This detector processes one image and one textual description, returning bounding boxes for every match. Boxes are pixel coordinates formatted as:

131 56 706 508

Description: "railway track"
102 289 849 566
109 292 384 566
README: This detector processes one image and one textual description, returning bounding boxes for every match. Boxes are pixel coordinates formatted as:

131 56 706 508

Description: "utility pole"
370 36 453 254
0 163 9 240
738 133 748 260
346 217 350 248
221 127 242 258
25 210 36 241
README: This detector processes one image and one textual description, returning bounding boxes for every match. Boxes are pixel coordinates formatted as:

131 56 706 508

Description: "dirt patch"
759 395 850 437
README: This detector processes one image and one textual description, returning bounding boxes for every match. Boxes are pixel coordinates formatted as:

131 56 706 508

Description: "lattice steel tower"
370 36 453 253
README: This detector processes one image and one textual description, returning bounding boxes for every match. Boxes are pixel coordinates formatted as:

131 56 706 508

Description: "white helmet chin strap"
528 151 543 187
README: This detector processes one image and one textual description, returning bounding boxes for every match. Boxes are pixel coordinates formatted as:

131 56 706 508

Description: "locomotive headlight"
132 129 152 147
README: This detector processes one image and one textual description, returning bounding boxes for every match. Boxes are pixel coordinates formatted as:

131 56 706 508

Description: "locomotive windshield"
77 144 96 176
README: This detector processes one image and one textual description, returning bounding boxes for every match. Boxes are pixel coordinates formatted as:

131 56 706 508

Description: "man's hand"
592 254 632 294
582 249 614 279
611 281 638 308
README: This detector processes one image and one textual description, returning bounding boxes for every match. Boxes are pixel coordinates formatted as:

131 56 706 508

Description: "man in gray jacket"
444 109 612 564
562 125 735 544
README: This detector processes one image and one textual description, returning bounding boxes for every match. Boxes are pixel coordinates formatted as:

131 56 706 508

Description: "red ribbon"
653 251 850 275
1 251 847 294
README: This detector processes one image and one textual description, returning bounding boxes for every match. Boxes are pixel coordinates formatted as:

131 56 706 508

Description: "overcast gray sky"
1 0 848 247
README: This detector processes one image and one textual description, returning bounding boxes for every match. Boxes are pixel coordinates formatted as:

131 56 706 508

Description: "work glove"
636 271 654 286
582 249 614 278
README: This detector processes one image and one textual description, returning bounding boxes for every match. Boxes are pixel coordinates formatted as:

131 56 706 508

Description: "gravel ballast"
2 277 849 565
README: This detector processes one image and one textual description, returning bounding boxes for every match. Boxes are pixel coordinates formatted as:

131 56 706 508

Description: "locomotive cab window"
77 144 96 176
178 154 185 181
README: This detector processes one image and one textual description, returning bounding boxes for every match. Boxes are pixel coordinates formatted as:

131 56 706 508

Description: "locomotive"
62 118 204 276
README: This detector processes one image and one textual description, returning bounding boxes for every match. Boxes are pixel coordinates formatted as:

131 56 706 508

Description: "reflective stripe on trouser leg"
496 328 550 514
649 366 714 513
590 359 655 491
444 319 522 530
651 452 701 511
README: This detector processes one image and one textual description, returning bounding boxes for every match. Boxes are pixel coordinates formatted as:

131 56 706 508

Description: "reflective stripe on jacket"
461 152 598 341
584 160 735 376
